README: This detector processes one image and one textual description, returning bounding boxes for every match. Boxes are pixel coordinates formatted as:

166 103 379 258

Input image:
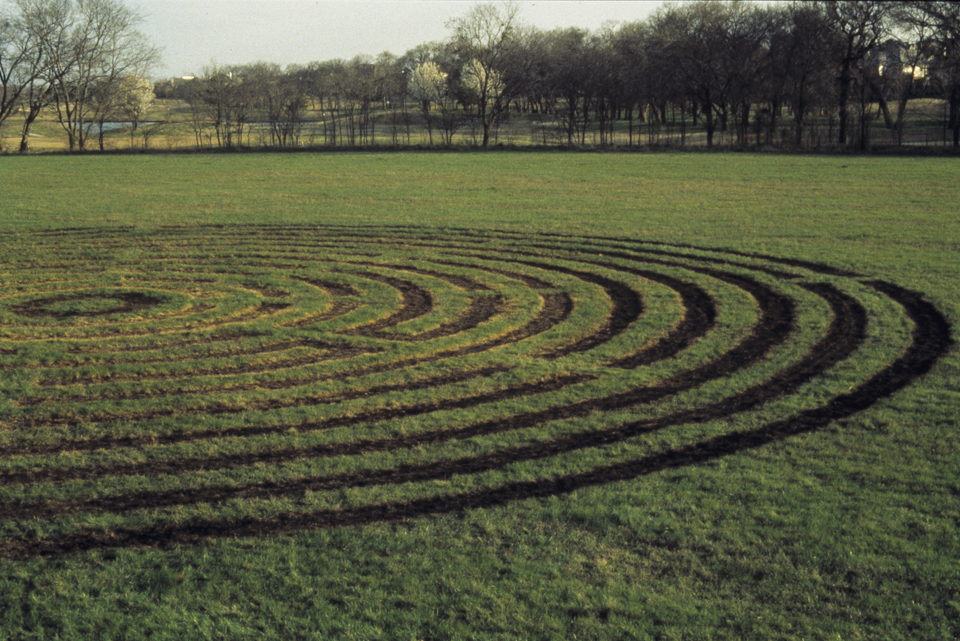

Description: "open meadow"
0 151 958 639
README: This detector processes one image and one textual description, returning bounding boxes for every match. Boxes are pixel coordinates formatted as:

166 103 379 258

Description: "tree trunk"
19 105 43 153
838 57 852 145
794 87 807 149
705 101 715 148
950 86 960 148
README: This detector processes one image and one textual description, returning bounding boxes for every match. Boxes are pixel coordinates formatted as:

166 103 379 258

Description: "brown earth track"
603 269 717 369
6 279 939 561
0 281 859 523
65 330 266 354
337 272 433 336
0 293 573 433
236 283 291 298
279 301 362 328
4 245 751 436
371 226 862 278
3 234 796 439
422 250 725 363
0 269 789 485
17 341 380 407
2 302 291 343
1 228 950 560
374 295 506 342
33 340 373 389
9 292 164 320
0 365 512 459
18 296 506 408
0 302 216 332
12 338 334 379
505 261 644 360
14 295 503 409
290 277 361 298
0 372 594 483
287 229 803 281
382 265 491 291
425 260 556 290
521 242 801 281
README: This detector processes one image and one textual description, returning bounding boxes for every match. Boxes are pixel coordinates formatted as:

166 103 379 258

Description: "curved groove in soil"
1 293 574 432
0 227 951 561
337 272 434 336
0 267 792 484
4 279 946 561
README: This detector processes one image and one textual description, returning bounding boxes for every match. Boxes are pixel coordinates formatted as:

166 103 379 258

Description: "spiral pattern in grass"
0 225 950 558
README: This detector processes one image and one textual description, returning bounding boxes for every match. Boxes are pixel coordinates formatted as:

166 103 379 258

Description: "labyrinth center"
0 225 951 558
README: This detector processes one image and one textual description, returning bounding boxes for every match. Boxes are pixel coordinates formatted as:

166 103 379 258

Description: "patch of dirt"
10 292 163 320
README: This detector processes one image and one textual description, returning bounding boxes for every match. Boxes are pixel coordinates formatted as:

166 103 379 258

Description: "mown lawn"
0 151 957 640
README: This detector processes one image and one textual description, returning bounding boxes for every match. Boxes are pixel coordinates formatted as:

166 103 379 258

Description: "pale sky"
128 1 665 78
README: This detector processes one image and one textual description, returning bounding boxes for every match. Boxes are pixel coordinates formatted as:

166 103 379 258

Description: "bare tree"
906 2 960 146
765 4 838 148
13 0 158 151
648 2 731 148
1 4 34 150
343 55 378 145
870 4 937 145
185 64 259 149
540 27 592 145
820 1 891 148
447 2 522 146
0 0 59 152
118 74 154 146
609 21 650 147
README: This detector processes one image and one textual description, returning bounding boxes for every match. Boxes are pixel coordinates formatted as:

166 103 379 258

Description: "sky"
128 1 665 79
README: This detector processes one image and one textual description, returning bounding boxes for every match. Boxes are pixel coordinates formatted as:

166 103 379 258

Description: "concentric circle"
7 291 166 320
0 225 950 558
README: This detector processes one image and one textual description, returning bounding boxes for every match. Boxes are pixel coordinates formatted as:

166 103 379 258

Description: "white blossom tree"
118 74 154 146
409 60 447 143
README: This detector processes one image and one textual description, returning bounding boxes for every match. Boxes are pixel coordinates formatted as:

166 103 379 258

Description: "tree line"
3 1 960 152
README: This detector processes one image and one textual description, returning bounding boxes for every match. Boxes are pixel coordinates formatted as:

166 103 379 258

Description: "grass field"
0 151 958 639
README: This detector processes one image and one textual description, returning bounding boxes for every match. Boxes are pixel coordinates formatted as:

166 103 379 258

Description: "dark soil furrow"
8 302 290 344
0 293 572 435
0 365 512 458
424 227 861 277
523 241 802 279
603 269 717 368
65 330 266 354
0 372 594 483
3 228 946 561
507 261 643 359
4 278 936 561
18 342 378 407
0 282 862 522
33 341 374 389
337 272 433 335
13 339 339 382
419 260 556 290
382 265 491 291
291 277 361 297
279 301 362 328
376 295 506 342
0 272 786 484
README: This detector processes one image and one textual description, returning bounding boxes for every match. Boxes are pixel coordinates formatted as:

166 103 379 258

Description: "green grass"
0 151 957 640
